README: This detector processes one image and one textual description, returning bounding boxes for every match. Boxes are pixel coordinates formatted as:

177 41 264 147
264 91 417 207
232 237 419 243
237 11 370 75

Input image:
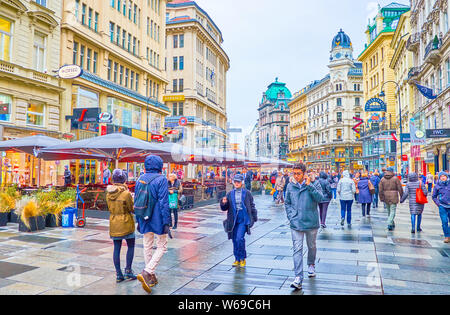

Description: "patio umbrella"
38 133 175 166
0 135 68 187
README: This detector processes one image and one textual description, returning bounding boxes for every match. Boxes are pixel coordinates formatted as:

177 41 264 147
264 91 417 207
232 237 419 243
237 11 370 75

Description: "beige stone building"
164 0 230 151
60 0 171 184
0 0 64 186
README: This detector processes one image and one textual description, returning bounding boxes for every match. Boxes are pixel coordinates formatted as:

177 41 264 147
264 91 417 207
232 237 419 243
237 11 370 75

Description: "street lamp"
380 80 404 177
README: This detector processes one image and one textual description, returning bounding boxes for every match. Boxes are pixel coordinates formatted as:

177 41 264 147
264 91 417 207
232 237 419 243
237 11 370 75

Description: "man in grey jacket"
285 164 323 290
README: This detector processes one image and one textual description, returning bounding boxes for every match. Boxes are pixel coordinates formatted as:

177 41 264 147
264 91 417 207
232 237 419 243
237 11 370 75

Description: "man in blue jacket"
432 171 450 244
285 163 323 291
220 174 258 268
135 155 171 294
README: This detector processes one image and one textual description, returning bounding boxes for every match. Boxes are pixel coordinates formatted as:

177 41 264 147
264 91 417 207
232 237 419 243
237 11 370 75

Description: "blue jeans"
373 190 379 207
340 200 353 224
411 214 422 231
113 238 135 274
439 206 450 237
232 222 248 261
331 188 337 199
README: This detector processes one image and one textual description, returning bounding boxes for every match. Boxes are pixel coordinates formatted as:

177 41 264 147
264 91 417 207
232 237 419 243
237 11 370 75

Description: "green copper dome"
265 78 292 102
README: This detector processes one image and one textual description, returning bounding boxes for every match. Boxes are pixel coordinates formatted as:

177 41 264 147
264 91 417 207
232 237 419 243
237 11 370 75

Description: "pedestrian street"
0 194 448 295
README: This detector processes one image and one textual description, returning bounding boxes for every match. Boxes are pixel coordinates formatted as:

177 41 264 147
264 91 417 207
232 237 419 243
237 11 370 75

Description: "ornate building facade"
290 30 364 171
258 78 291 160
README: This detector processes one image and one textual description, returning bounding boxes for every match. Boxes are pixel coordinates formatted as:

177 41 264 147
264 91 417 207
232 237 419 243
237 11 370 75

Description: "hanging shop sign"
163 95 185 102
98 112 114 124
72 108 101 123
365 98 387 112
426 129 450 139
410 119 427 145
374 135 394 141
179 117 188 126
58 65 83 79
401 133 411 143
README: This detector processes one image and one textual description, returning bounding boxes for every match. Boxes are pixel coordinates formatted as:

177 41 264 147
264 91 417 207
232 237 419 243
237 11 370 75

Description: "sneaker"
116 272 125 283
417 228 423 232
388 225 394 231
308 265 316 278
124 269 137 281
137 270 154 293
232 261 240 267
411 229 416 234
240 260 246 268
444 237 450 244
341 218 345 226
290 277 303 290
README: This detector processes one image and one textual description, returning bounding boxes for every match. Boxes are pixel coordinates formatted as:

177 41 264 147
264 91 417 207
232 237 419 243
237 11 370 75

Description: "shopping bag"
270 188 276 196
169 193 179 209
416 182 428 205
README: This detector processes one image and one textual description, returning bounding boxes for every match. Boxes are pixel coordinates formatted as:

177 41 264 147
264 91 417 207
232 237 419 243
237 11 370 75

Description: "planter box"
0 213 8 227
19 216 46 232
8 210 19 223
45 214 62 228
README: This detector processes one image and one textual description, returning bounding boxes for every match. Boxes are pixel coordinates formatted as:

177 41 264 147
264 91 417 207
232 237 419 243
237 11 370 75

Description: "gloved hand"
164 225 173 239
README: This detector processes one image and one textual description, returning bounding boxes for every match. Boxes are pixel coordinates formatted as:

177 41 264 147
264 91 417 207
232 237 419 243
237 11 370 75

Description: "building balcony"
424 37 442 66
406 32 421 52
0 60 60 88
407 67 421 83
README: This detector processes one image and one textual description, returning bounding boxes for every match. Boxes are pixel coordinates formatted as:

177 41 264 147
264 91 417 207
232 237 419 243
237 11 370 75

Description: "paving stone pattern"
0 194 448 295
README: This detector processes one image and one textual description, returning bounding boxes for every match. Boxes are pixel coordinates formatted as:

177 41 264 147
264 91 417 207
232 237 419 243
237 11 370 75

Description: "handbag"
368 181 375 195
416 182 428 205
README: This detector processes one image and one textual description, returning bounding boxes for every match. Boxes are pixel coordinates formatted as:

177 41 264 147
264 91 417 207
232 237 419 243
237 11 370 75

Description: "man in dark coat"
136 155 171 294
220 174 258 268
243 167 253 191
432 172 450 243
379 167 403 231
64 166 72 187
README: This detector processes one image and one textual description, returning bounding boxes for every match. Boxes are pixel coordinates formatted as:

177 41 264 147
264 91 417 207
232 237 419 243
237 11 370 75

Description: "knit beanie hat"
112 169 126 184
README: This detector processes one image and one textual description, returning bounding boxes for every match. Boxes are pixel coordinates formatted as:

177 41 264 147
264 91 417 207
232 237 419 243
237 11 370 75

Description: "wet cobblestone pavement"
0 194 448 295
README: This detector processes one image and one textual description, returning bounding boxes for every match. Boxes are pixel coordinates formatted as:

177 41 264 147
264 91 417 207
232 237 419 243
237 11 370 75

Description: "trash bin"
62 207 77 228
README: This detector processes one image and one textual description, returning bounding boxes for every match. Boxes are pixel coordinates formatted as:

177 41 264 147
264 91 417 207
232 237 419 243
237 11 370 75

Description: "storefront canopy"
0 135 67 156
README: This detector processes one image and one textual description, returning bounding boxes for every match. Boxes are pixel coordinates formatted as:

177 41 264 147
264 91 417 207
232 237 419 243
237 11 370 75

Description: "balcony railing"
407 67 421 82
424 36 442 65
359 122 397 138
406 32 421 52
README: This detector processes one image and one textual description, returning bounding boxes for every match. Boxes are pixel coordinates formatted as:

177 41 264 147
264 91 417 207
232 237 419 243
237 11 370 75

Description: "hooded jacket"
106 184 135 238
400 173 428 215
318 172 332 203
135 156 170 235
379 171 404 204
337 171 356 201
432 172 450 208
285 178 323 231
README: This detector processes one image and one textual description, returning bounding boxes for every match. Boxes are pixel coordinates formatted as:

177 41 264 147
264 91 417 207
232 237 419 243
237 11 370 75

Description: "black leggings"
362 203 371 216
113 238 135 274
171 208 178 227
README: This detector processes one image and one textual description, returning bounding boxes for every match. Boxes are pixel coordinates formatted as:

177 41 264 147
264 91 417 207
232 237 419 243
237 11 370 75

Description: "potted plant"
264 180 273 195
16 196 45 232
0 190 16 226
50 189 76 227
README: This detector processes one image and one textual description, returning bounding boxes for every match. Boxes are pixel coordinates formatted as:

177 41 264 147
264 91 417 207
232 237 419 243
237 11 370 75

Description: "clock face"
415 130 425 138
335 52 342 59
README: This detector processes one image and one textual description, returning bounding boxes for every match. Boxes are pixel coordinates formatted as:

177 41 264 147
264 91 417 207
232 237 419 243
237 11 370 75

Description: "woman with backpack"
358 173 374 217
400 172 428 234
318 172 332 228
168 174 183 230
106 169 137 283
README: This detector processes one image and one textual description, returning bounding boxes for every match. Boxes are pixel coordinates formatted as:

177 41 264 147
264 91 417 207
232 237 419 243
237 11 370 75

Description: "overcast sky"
192 0 410 148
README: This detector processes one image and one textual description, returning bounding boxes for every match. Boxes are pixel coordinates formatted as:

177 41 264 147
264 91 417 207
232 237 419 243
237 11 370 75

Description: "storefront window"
76 86 99 108
26 103 44 126
0 94 11 122
107 97 142 130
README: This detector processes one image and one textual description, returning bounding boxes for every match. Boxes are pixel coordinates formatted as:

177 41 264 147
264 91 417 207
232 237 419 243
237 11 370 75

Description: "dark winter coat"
106 184 135 238
135 156 171 236
379 171 404 204
370 175 381 190
220 189 258 240
64 169 72 185
432 173 450 208
400 173 428 215
318 172 332 203
357 177 373 204
285 179 323 231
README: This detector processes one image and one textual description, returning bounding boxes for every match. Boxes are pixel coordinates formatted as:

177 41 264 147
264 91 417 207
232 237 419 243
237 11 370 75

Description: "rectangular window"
107 59 112 80
337 98 342 106
86 48 91 71
81 4 86 25
337 112 342 122
116 25 121 44
119 65 124 85
94 12 99 32
113 62 118 82
0 17 12 62
93 52 98 73
355 97 360 106
179 34 184 48
122 30 126 48
0 94 12 122
179 56 184 70
130 71 134 90
110 22 115 42
80 45 85 69
179 79 184 92
88 8 93 28
33 32 46 72
125 68 129 87
173 57 178 70
135 73 139 92
173 79 177 93
26 103 45 126
173 35 178 48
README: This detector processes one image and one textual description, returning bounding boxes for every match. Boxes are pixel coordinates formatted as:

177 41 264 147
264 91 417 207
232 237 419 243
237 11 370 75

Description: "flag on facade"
411 145 421 158
414 82 437 100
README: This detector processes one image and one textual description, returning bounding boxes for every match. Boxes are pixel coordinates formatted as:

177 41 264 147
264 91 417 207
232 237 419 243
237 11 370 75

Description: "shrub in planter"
16 196 45 232
0 190 17 226
37 190 75 228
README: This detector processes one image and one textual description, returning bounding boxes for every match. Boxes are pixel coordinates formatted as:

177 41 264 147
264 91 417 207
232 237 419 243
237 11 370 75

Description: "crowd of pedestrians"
102 155 449 294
